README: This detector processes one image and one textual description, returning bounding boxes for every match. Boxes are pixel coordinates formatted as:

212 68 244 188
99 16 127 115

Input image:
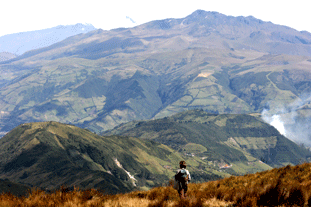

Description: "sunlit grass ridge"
2 163 311 206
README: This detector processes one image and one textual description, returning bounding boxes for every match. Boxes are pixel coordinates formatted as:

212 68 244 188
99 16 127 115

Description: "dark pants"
178 181 188 199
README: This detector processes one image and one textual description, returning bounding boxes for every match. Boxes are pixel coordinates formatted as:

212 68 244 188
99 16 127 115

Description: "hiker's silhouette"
174 161 191 199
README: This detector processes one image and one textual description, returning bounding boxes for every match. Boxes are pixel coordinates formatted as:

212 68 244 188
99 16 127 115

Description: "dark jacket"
175 168 191 184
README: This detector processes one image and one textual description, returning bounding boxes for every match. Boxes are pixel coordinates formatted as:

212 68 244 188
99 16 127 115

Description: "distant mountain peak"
0 23 97 55
190 9 209 16
187 9 226 19
0 52 17 62
184 9 265 26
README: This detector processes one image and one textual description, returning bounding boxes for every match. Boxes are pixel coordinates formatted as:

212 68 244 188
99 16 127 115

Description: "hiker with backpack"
174 160 191 199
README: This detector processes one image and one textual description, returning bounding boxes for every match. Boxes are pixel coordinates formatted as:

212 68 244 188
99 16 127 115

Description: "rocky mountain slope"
0 10 311 139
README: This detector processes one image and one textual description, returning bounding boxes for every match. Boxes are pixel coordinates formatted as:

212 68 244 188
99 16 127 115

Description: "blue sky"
1 0 310 37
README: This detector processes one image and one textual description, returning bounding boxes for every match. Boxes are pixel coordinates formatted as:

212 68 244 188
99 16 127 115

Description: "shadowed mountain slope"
104 110 311 169
0 179 30 197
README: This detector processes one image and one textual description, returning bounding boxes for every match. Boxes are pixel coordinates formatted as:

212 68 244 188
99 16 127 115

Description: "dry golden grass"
0 186 232 207
3 163 311 206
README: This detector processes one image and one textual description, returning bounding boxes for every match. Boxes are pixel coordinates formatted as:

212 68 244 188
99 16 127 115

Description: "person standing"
174 160 191 199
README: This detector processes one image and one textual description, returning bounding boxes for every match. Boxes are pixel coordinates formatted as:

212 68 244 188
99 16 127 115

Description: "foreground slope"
105 110 311 172
0 121 230 194
1 10 311 135
2 163 311 206
128 162 311 207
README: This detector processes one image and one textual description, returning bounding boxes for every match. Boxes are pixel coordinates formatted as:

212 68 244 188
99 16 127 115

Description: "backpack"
175 169 189 183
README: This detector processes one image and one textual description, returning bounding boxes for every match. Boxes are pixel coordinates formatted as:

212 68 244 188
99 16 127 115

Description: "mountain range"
0 52 17 62
1 10 311 142
1 110 310 195
0 23 96 57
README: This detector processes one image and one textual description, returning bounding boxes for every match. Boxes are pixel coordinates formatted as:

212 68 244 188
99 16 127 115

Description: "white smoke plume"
261 94 311 146
262 114 286 136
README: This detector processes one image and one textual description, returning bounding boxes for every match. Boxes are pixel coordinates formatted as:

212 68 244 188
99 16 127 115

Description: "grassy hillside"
105 110 311 171
0 121 232 195
0 179 30 197
2 163 311 206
